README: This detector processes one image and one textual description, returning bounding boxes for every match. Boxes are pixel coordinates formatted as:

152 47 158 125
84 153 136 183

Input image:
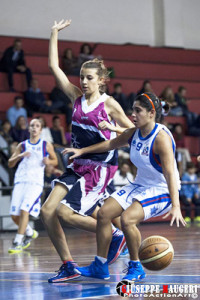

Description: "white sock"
26 224 33 237
97 256 107 264
14 234 24 244
131 260 140 262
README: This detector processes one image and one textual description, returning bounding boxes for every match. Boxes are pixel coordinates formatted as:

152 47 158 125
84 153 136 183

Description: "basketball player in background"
64 92 186 281
8 118 57 253
41 19 134 283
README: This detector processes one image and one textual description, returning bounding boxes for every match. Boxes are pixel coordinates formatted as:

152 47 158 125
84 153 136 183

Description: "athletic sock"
131 260 140 262
14 234 24 244
63 260 73 264
97 256 107 264
25 224 34 237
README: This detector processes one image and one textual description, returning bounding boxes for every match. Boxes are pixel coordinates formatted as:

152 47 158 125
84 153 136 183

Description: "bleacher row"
0 35 200 157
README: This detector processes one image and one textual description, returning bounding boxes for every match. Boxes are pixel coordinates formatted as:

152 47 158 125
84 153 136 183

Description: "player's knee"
11 215 18 222
40 204 51 221
121 212 137 230
97 207 111 223
56 204 72 223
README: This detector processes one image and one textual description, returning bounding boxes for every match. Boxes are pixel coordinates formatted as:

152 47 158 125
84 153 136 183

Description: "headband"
141 93 155 110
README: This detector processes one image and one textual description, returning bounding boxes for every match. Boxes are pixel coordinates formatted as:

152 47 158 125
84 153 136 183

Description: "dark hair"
14 96 23 103
114 83 122 89
178 86 186 93
1 120 11 127
52 115 60 122
137 80 151 95
14 38 21 44
135 92 169 123
80 43 93 55
81 58 110 91
15 116 26 129
186 162 196 170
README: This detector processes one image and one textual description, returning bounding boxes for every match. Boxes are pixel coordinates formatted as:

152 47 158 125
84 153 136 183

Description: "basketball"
138 235 174 271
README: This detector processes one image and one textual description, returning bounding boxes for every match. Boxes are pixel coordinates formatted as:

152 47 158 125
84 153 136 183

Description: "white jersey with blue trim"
14 139 48 186
129 123 181 189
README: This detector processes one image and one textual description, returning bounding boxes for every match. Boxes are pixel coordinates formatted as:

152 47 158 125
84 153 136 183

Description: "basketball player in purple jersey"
64 92 186 281
41 19 134 283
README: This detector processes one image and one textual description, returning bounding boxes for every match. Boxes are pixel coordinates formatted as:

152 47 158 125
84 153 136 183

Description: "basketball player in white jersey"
64 92 186 281
8 118 57 253
41 19 134 283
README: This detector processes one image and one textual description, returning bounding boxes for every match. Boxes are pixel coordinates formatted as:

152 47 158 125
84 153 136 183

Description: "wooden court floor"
0 222 200 300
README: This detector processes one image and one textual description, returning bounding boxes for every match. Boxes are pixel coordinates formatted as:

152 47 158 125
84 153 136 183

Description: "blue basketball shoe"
119 245 129 257
75 256 110 280
107 229 126 264
123 261 146 281
48 261 81 283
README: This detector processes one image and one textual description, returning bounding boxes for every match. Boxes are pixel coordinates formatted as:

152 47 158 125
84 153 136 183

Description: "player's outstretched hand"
51 19 71 32
98 120 115 132
20 151 31 158
62 147 83 159
163 206 186 227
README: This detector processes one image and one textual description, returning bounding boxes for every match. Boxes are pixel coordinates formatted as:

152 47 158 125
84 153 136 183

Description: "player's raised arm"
62 127 135 159
49 19 82 103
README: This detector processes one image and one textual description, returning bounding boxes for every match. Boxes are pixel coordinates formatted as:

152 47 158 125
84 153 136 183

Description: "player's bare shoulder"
104 96 119 111
154 128 172 152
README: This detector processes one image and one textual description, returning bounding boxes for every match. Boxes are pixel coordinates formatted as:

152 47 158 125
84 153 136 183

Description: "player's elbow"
52 157 58 167
8 160 14 168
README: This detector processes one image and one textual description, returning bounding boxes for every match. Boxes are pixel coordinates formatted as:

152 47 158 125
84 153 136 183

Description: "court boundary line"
0 271 200 277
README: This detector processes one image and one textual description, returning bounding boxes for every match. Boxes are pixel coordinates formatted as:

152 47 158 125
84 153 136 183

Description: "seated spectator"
6 96 27 127
175 86 189 115
50 115 67 147
100 83 109 95
0 120 13 145
160 86 183 116
10 116 29 143
137 80 153 95
180 162 200 224
36 116 53 143
111 83 128 113
49 85 72 125
50 115 68 170
113 162 134 188
62 48 79 76
127 92 136 114
24 78 46 116
77 43 95 68
0 39 32 92
172 123 191 173
186 113 200 137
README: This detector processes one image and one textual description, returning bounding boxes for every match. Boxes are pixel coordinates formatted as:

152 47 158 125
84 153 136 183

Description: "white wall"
0 0 200 49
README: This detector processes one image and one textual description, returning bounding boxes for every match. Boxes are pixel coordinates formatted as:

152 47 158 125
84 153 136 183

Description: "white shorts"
9 182 43 218
111 183 172 221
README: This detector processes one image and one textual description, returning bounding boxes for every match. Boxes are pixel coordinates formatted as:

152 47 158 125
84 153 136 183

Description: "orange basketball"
138 235 174 271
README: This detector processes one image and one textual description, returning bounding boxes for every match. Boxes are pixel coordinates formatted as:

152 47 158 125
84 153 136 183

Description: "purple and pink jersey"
53 93 118 216
71 93 118 166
